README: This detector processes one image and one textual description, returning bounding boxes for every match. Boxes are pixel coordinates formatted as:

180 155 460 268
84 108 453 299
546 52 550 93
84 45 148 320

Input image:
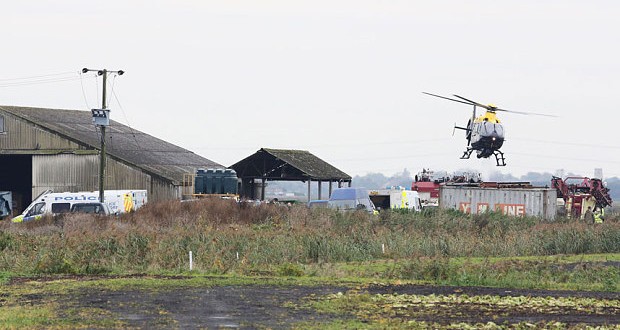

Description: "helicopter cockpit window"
494 124 505 137
479 122 491 135
479 121 505 138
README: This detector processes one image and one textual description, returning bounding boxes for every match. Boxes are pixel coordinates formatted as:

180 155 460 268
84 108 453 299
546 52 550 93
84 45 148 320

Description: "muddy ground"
10 276 617 329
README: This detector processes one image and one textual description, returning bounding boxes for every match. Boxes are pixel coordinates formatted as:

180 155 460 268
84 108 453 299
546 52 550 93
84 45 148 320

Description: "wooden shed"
231 148 352 201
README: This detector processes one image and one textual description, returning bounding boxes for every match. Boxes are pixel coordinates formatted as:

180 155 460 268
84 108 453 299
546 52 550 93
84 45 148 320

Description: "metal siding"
32 154 99 196
3 110 193 203
32 154 181 203
0 111 83 150
149 178 181 202
439 186 557 220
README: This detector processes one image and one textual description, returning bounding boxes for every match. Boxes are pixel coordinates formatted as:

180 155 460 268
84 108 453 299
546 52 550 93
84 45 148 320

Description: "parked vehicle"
70 202 111 215
11 190 147 223
0 191 12 220
369 187 421 211
328 188 377 214
307 200 329 209
551 176 612 219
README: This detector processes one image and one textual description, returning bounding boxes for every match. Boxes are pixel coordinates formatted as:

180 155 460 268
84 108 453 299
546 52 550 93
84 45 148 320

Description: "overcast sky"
3 1 620 179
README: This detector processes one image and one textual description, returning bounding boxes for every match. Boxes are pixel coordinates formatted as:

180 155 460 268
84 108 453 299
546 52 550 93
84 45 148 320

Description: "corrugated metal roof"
0 105 223 183
231 148 351 181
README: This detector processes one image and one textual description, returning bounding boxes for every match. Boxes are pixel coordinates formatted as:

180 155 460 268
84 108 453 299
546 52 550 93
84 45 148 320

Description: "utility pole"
82 68 124 202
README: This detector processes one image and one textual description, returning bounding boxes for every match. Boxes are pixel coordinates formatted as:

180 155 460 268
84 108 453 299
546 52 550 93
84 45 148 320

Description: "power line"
191 138 453 151
0 75 83 88
79 72 98 110
0 71 76 82
109 75 143 151
510 137 620 150
510 152 620 164
331 152 452 162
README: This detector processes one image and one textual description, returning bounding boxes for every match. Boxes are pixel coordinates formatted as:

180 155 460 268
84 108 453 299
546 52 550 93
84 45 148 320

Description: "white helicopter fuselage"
468 112 505 158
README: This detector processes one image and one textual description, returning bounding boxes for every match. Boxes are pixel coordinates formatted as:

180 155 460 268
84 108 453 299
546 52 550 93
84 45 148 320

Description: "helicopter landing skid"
460 148 473 159
494 150 506 166
460 148 506 166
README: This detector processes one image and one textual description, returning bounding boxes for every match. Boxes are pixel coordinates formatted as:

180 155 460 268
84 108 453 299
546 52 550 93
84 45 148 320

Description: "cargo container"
439 183 557 220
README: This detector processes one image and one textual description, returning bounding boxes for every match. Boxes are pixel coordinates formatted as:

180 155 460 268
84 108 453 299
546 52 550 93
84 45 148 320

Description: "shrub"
1 199 619 275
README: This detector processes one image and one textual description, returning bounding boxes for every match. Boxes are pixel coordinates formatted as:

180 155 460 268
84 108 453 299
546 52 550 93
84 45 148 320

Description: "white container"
439 184 556 220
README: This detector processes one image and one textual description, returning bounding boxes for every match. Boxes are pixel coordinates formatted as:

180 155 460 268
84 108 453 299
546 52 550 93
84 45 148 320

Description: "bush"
1 199 619 275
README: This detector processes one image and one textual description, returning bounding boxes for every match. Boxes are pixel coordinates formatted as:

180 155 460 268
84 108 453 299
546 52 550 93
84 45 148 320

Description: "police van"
11 190 147 223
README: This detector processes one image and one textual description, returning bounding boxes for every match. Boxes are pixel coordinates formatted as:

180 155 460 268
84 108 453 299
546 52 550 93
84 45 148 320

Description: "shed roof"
0 105 223 183
231 148 351 181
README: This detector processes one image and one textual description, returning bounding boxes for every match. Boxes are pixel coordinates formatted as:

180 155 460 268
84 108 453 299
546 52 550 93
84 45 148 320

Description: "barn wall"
0 111 84 150
150 179 182 202
32 154 98 195
2 110 184 204
32 154 179 202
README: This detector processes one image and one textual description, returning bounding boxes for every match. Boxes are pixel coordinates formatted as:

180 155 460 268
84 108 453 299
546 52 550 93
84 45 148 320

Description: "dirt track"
66 284 349 329
45 281 618 328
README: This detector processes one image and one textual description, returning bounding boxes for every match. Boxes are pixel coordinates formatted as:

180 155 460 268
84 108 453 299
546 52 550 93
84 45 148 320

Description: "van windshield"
328 198 375 212
26 202 45 217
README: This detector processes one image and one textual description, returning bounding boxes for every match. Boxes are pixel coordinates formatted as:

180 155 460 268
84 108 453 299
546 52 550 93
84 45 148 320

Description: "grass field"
0 199 618 328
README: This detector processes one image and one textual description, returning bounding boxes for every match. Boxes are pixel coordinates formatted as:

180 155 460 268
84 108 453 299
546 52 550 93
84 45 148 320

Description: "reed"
0 199 618 275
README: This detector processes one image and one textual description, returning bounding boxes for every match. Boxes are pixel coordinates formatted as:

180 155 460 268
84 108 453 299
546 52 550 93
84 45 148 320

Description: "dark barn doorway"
0 154 32 214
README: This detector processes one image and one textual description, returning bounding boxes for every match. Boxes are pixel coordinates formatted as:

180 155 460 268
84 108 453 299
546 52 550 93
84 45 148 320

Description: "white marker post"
189 251 193 271
382 244 385 254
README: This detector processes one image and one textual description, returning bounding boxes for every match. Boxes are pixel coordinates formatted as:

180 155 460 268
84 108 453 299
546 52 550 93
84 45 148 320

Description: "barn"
0 105 224 214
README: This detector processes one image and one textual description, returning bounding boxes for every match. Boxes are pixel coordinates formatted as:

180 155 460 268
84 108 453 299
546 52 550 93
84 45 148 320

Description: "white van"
328 188 377 214
369 188 422 212
12 190 147 223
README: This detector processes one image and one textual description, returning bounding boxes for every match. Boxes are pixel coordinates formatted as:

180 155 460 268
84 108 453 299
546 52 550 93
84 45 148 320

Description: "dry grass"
0 199 618 275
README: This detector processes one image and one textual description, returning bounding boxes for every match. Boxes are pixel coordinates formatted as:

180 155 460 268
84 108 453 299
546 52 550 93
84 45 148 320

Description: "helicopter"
423 92 555 166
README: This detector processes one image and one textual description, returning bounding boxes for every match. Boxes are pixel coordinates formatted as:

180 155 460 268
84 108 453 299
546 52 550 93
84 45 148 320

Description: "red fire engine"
551 176 612 219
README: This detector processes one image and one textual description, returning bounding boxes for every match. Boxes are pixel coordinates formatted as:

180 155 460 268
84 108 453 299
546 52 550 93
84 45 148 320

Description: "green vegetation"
1 199 619 327
305 291 620 329
2 274 617 329
0 199 619 289
306 254 620 291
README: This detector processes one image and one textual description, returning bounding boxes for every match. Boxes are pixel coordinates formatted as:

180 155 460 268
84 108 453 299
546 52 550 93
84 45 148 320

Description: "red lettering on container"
459 202 471 214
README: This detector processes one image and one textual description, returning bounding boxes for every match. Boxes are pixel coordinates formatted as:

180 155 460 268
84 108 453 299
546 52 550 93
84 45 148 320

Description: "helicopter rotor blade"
427 92 558 117
454 94 558 117
492 107 558 117
423 92 475 106
452 94 491 110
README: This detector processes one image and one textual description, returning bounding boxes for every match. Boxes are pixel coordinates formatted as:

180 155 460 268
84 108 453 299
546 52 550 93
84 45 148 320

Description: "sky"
2 1 620 180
